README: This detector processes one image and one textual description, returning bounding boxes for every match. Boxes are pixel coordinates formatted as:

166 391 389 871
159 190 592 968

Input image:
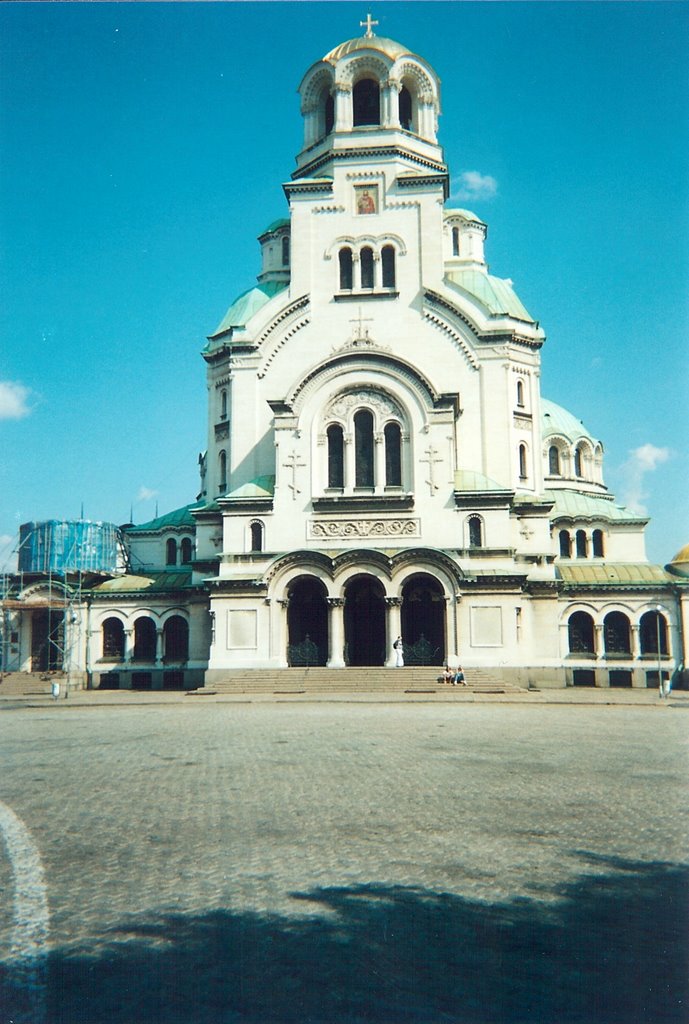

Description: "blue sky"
1 1 687 569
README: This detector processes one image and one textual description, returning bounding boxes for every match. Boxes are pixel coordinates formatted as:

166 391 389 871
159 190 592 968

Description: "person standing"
393 636 404 668
51 680 60 701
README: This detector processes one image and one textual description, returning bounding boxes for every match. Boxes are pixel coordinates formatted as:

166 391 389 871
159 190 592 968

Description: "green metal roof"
558 563 670 586
209 281 288 339
259 218 290 237
548 489 645 524
444 207 485 225
444 270 536 323
225 475 275 499
454 469 511 493
541 398 600 444
124 503 203 535
92 571 195 594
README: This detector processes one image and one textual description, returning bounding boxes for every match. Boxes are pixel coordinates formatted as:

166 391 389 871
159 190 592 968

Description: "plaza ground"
0 699 687 1023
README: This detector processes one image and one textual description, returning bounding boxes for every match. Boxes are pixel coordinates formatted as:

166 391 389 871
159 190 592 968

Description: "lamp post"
656 605 664 699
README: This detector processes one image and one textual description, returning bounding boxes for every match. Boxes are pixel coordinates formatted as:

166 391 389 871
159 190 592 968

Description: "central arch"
400 574 446 665
344 574 386 666
287 576 328 666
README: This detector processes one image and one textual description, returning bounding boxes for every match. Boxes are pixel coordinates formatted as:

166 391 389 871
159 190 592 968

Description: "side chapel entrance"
287 576 328 666
31 609 65 672
400 574 446 665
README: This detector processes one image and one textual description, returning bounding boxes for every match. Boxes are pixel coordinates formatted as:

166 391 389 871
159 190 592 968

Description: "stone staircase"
0 671 65 695
199 667 525 696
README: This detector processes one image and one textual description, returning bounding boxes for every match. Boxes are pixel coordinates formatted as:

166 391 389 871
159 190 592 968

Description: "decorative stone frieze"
309 518 420 539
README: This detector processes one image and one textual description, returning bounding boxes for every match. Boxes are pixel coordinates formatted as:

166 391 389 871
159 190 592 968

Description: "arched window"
604 611 631 655
381 245 395 288
353 78 380 126
468 515 483 548
180 537 193 564
452 226 460 256
576 530 588 558
163 615 189 662
640 610 668 655
327 424 345 488
102 617 124 660
250 521 264 553
281 235 290 267
516 380 525 407
220 389 227 419
559 530 572 558
548 445 561 475
574 445 583 477
360 246 374 289
133 617 157 661
384 422 402 486
324 93 334 135
166 538 177 566
568 611 595 654
399 85 412 130
218 450 227 493
354 409 374 487
592 529 604 557
338 247 353 290
518 444 528 479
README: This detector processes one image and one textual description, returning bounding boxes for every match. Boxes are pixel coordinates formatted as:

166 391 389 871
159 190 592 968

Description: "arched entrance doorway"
344 575 386 666
401 574 446 665
31 609 64 672
287 576 328 666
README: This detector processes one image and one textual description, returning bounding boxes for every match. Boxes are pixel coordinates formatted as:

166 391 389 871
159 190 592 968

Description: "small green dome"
541 399 600 446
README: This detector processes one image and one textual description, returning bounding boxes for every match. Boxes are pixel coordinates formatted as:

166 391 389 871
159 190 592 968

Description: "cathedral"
3 24 687 691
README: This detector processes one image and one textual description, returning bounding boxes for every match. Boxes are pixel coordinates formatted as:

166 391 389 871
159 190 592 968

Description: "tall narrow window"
399 85 412 130
180 537 193 564
338 247 353 290
250 521 264 553
559 530 572 558
102 617 125 660
133 617 157 661
516 380 525 407
452 226 460 256
324 93 334 135
327 424 345 488
220 389 228 419
576 530 588 558
381 245 395 288
574 445 583 477
218 450 227 493
519 444 528 479
640 610 668 655
604 611 631 655
384 422 401 486
592 529 604 557
354 409 374 487
468 515 483 548
568 611 595 654
166 538 177 566
163 616 189 662
281 235 290 267
548 445 561 475
353 78 380 126
360 246 374 289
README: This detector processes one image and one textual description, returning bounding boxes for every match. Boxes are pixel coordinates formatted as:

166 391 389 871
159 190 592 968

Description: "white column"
327 598 345 668
375 432 385 491
334 84 352 131
385 598 402 666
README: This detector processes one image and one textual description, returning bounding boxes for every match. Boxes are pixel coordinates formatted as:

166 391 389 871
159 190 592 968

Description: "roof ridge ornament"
360 12 378 37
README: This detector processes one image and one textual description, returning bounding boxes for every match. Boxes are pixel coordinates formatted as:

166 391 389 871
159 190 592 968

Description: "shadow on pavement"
31 856 689 1023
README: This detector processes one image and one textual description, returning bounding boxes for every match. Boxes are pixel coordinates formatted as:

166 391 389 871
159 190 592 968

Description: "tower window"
180 537 193 564
324 93 334 135
166 538 177 566
218 450 227 493
452 226 460 256
592 529 604 557
353 78 380 126
576 530 588 558
399 86 412 130
281 235 290 267
384 422 402 486
360 246 374 289
381 245 396 288
220 389 228 419
559 529 572 558
339 247 353 290
518 444 528 480
354 409 374 487
327 424 345 488
548 445 561 475
250 521 264 553
468 515 483 548
516 380 525 407
574 445 583 477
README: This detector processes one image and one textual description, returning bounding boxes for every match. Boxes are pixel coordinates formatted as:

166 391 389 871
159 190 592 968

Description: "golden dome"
667 543 689 577
323 35 412 64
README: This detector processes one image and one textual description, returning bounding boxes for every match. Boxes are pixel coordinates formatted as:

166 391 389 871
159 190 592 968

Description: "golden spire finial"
360 13 378 37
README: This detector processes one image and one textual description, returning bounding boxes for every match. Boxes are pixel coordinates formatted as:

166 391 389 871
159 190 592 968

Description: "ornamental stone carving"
326 389 403 420
309 519 419 539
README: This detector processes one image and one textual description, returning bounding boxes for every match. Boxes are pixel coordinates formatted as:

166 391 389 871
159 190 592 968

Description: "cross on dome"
360 13 378 37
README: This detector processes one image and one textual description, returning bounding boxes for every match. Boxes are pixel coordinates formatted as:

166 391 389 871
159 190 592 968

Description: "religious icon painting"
355 184 378 215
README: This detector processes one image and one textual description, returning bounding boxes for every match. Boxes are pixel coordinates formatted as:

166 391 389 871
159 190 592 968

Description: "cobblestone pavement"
0 703 687 1023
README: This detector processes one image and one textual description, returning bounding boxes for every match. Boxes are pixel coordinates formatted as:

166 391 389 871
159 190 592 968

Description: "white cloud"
619 443 671 514
451 170 498 202
137 486 158 502
0 381 31 420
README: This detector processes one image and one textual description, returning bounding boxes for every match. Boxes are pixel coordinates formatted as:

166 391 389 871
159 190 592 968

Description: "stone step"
202 668 524 695
0 671 65 695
